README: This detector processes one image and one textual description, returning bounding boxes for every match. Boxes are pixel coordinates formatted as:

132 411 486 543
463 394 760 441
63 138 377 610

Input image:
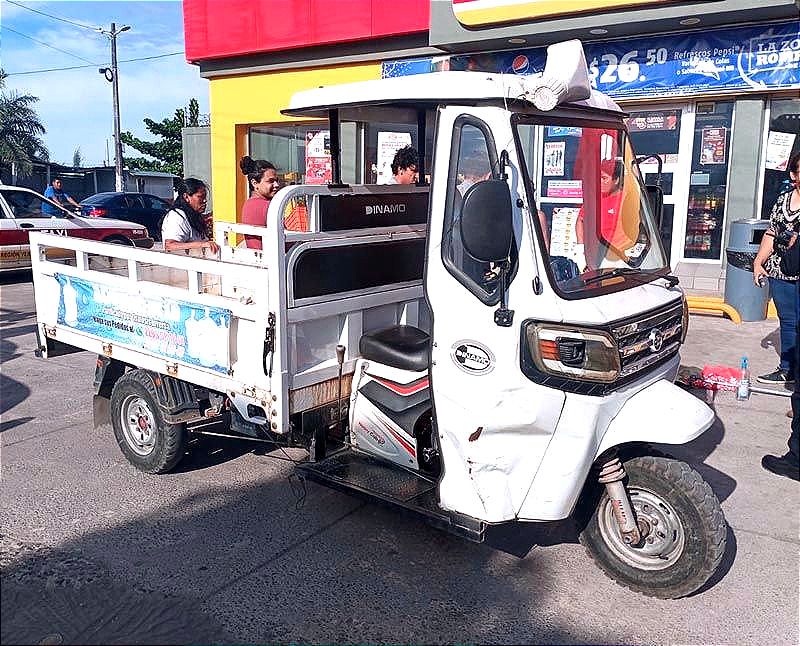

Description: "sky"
1 0 210 167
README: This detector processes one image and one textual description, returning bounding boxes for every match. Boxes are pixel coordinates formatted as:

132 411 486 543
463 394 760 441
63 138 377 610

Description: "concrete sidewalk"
676 310 794 478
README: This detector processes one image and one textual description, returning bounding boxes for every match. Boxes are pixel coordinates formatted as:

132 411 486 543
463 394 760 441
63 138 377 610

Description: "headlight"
680 294 689 343
526 323 620 383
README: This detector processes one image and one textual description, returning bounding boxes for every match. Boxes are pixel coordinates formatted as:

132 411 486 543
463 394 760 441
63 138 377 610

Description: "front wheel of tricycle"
578 455 726 599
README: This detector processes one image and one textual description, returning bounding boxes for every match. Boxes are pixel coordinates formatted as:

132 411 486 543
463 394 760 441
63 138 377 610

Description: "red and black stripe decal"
371 375 429 396
359 375 430 415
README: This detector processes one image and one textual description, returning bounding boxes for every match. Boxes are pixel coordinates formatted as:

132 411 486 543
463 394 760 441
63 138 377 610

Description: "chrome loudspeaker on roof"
523 39 592 111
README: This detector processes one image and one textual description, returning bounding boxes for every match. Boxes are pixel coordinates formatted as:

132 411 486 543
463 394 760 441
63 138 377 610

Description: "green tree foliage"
120 98 200 176
72 146 83 168
0 68 49 177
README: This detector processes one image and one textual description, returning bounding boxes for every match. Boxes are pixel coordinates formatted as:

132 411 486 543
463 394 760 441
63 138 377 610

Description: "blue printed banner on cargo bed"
55 274 231 374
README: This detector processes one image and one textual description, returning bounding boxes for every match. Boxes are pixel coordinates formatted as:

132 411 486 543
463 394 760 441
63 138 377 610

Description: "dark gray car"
80 192 172 240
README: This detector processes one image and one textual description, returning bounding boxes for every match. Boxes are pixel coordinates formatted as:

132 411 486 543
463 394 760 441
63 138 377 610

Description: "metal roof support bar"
327 108 348 188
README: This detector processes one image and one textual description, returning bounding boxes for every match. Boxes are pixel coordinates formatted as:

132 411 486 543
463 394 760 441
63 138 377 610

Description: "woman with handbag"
753 152 800 385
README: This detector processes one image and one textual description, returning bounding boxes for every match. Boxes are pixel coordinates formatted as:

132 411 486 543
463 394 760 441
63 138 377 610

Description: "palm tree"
0 68 49 177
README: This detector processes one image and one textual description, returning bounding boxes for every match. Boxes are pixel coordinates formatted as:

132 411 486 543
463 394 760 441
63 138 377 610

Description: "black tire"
109 369 186 474
578 455 726 599
102 235 135 246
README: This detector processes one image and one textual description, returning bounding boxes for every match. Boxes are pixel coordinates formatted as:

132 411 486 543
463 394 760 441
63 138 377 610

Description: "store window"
625 109 681 264
760 97 800 218
364 123 431 184
683 101 734 260
249 122 343 185
249 120 429 187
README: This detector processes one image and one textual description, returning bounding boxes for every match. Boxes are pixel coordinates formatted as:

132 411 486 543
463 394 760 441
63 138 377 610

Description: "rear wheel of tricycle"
579 455 726 599
110 369 186 474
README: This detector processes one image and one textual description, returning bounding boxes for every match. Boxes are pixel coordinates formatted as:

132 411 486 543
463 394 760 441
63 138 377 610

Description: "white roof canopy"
283 71 621 119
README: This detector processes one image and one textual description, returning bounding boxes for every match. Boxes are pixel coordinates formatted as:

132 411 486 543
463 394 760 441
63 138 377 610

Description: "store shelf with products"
684 189 726 258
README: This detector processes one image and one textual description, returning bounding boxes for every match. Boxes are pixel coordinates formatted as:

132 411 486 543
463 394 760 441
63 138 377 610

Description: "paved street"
1 271 798 645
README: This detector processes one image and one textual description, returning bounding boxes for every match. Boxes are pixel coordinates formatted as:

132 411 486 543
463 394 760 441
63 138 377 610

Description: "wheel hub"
599 488 686 570
121 395 157 456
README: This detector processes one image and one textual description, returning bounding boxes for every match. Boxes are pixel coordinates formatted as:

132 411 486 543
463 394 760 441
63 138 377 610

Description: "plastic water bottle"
736 356 751 401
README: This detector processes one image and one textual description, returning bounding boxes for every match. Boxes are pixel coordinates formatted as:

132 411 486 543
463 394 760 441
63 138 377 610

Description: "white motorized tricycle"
31 40 726 599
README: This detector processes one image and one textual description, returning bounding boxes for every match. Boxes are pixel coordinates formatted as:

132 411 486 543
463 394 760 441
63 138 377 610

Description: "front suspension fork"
598 455 641 545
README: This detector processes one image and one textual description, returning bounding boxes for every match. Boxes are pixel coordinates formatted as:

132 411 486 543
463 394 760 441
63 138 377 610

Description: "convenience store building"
183 0 799 291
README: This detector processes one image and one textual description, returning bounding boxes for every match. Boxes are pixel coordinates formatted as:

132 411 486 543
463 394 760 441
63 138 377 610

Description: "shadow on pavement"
485 517 577 558
0 476 595 645
0 417 35 434
0 270 33 286
660 415 737 504
759 326 781 360
0 370 31 418
172 435 263 474
0 323 38 340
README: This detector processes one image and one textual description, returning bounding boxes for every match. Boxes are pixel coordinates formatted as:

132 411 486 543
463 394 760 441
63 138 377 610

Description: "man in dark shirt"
762 232 799 481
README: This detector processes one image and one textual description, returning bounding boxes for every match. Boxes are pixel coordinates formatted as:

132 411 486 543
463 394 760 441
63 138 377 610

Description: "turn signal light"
538 339 559 360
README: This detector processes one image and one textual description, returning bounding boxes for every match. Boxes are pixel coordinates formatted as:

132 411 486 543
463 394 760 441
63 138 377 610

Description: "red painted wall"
183 0 430 62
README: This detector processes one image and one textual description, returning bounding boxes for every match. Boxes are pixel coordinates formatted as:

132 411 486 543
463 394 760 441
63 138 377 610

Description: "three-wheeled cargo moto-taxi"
31 41 726 598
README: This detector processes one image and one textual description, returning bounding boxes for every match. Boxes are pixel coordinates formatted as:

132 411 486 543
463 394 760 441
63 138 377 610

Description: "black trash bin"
724 219 771 321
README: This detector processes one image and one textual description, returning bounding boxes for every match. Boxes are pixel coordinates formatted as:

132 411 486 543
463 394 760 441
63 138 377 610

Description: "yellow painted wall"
208 62 382 223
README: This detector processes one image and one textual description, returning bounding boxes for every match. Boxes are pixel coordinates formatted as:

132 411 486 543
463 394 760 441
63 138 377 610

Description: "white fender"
595 380 715 457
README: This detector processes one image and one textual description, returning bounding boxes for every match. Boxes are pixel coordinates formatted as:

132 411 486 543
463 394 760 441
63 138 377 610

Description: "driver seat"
359 325 430 372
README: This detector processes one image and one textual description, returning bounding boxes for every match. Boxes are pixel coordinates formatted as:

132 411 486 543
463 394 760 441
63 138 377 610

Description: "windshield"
514 119 668 297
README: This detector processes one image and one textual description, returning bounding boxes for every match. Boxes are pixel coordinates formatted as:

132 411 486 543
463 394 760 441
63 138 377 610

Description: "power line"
6 63 96 76
5 52 186 76
121 51 184 63
5 0 100 31
3 26 99 65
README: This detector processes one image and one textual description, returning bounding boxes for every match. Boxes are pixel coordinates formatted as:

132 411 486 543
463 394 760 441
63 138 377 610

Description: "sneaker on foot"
756 368 792 384
761 454 800 481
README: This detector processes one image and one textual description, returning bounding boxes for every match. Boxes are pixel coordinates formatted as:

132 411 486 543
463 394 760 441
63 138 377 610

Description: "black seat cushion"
359 325 430 372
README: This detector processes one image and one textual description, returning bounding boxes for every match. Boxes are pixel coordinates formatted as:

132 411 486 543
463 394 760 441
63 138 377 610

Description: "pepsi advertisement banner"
55 274 232 374
383 21 800 100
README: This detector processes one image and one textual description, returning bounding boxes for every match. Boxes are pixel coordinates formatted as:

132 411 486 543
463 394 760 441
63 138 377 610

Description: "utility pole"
99 23 130 192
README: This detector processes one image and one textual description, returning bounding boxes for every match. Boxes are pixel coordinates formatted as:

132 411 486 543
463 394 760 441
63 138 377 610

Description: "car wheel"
102 235 135 246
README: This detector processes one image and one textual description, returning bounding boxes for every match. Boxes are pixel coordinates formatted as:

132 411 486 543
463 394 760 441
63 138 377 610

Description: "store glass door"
760 97 800 218
625 107 685 264
683 101 734 261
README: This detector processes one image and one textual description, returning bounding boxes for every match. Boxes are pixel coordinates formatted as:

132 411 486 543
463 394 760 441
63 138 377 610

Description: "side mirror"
460 179 513 262
645 184 664 229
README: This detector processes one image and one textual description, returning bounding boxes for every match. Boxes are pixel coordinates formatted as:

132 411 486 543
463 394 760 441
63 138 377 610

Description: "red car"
0 184 153 272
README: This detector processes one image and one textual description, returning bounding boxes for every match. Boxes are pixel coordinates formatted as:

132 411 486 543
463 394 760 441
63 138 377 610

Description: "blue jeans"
768 277 799 373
